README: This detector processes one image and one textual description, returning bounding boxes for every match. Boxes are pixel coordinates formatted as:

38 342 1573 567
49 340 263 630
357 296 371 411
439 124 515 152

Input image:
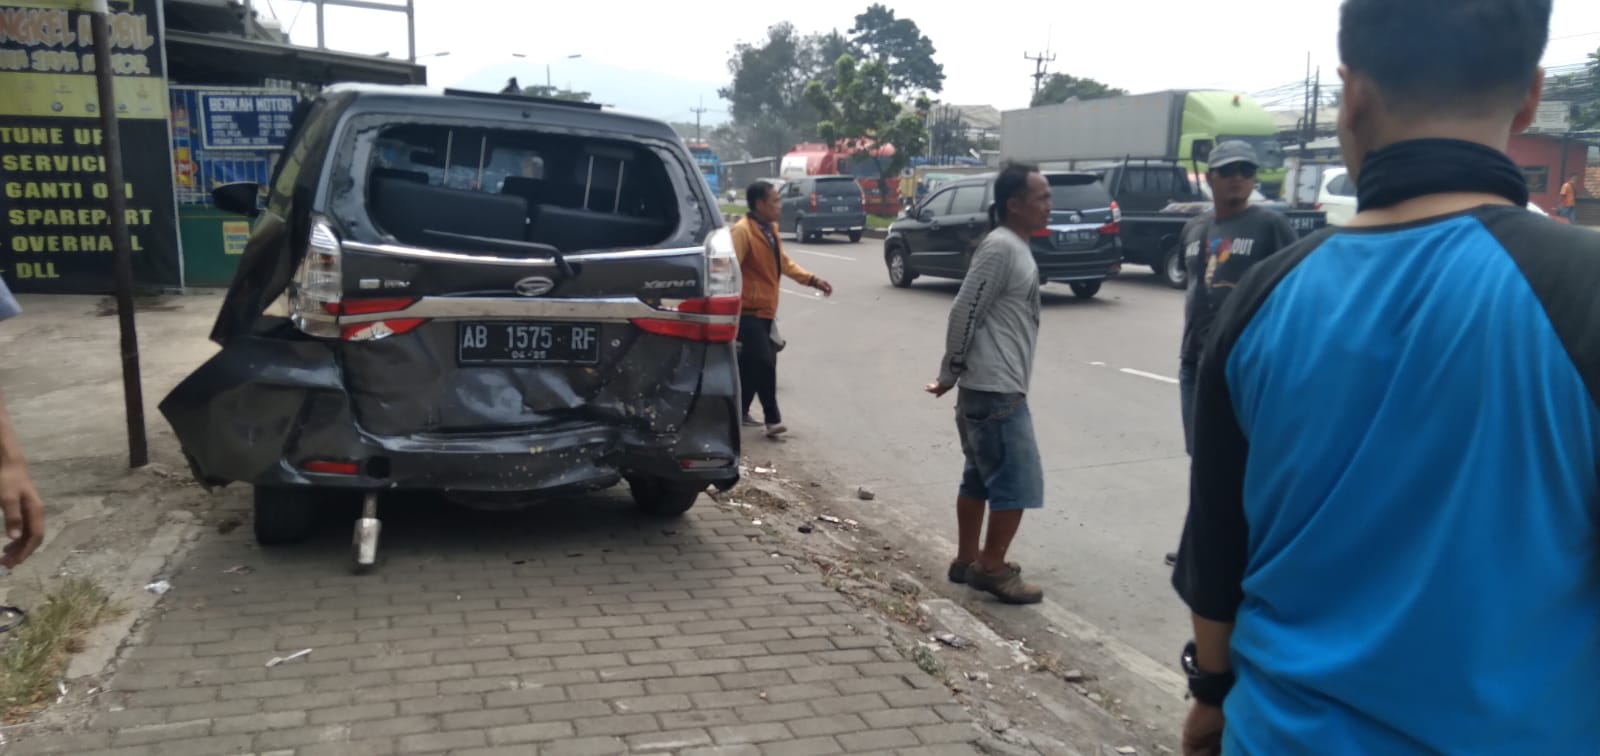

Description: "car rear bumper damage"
159 332 741 494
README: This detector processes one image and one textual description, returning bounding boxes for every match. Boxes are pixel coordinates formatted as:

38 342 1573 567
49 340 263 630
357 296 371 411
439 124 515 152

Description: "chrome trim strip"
341 240 704 266
337 296 734 325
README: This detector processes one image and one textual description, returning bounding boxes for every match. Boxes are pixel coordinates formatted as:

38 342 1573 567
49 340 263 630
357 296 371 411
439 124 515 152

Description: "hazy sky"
266 0 1600 118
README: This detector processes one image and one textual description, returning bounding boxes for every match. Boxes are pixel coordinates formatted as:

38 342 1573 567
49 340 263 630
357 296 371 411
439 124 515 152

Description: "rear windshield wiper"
421 230 576 279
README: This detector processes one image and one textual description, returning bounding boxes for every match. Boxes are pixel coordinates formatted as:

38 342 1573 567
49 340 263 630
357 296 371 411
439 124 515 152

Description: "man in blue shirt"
1172 0 1600 753
0 277 45 570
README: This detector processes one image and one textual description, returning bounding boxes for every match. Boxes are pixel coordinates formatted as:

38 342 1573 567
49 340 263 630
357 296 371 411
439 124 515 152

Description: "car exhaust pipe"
353 492 381 574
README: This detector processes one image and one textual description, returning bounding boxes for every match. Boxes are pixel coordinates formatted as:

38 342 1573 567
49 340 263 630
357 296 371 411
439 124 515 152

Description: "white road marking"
781 287 836 304
1119 368 1180 385
789 247 856 261
1089 361 1107 367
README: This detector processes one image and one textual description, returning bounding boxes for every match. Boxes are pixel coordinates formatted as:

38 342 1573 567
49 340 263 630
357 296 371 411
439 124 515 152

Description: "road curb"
68 514 203 680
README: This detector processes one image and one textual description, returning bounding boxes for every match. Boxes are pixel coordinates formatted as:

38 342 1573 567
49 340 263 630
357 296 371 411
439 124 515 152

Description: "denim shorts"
956 388 1044 511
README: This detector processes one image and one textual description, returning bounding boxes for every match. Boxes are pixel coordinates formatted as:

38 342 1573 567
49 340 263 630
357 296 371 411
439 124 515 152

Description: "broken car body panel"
161 85 741 499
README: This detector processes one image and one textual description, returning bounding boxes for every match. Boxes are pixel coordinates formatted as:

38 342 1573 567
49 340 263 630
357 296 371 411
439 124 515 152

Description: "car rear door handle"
930 221 941 230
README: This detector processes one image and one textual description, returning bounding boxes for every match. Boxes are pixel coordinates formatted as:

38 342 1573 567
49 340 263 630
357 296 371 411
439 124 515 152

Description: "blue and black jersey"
1173 204 1600 753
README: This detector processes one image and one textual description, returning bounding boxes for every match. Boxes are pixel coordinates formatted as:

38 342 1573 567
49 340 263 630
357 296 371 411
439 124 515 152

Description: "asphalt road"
754 234 1194 668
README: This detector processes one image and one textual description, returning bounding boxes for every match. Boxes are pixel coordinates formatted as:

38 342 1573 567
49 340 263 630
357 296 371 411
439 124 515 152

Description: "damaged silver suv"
162 85 742 570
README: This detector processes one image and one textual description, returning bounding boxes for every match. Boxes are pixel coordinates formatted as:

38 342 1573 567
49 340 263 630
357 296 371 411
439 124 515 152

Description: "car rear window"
365 123 682 255
1048 175 1112 210
814 178 860 196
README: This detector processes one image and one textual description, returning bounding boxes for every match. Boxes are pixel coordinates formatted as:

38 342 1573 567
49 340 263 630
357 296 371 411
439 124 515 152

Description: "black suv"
883 171 1122 298
162 85 741 569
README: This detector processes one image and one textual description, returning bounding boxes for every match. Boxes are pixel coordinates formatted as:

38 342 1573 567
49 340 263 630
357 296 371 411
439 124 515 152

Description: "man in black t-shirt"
1167 141 1296 567
1178 142 1299 453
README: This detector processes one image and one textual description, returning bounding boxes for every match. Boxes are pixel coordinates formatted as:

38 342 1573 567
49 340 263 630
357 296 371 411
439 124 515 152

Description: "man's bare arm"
0 386 45 568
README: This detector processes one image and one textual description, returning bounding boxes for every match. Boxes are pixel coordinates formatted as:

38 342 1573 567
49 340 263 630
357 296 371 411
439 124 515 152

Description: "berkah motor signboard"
0 0 182 293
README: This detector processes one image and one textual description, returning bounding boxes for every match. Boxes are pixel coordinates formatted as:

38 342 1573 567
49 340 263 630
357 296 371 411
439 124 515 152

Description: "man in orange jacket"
732 181 833 437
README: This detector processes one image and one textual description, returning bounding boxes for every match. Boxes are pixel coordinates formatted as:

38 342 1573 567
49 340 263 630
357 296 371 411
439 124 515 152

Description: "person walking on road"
1164 141 1299 566
0 277 46 570
927 163 1048 606
1558 173 1579 222
1172 0 1600 753
732 181 832 438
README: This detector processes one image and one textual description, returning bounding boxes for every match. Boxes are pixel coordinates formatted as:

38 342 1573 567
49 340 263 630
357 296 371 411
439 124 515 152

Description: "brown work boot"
965 562 1044 605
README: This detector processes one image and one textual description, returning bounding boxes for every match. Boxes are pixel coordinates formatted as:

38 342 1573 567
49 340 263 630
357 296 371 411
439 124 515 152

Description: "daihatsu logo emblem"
514 276 555 297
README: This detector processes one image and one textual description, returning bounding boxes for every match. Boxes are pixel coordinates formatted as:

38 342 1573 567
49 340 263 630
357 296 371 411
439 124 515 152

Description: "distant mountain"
447 60 731 126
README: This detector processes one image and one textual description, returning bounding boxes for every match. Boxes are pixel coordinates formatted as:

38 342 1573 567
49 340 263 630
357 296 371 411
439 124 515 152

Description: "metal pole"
89 4 148 469
405 0 416 62
1559 132 1570 209
316 0 325 49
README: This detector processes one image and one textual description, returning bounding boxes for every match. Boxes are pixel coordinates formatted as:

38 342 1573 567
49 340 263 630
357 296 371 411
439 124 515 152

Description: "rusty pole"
89 1 149 468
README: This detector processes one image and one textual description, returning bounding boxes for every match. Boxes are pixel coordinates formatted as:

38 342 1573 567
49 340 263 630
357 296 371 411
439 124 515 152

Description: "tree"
1570 46 1600 132
719 23 826 159
805 54 929 209
848 4 943 95
1031 73 1127 107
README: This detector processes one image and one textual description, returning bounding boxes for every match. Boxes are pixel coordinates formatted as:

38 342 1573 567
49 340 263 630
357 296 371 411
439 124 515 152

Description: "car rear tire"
887 245 916 288
628 477 701 517
848 230 863 243
794 219 809 243
1159 247 1187 289
1070 281 1103 299
254 486 317 545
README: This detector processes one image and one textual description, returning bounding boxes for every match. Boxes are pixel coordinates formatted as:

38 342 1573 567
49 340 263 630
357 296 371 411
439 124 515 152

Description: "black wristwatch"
1181 640 1235 706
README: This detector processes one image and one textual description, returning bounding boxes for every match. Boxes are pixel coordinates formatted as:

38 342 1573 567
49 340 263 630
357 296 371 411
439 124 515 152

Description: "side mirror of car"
918 209 934 223
212 182 262 219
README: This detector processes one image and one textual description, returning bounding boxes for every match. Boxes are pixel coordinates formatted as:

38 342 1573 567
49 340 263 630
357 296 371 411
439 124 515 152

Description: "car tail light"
302 460 360 476
809 192 818 212
288 218 344 338
1031 228 1051 238
631 228 741 343
632 295 740 342
321 297 427 341
1315 202 1323 210
703 227 741 298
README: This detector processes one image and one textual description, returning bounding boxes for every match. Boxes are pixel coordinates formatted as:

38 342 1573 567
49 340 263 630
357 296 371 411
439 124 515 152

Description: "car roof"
319 83 682 143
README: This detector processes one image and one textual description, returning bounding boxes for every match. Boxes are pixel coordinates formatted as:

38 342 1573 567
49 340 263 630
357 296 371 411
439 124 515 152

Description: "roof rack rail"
441 88 603 111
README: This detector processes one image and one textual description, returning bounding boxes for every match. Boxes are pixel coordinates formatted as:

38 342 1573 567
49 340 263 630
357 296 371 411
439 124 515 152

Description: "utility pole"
1024 48 1056 103
1310 67 1322 139
690 96 710 141
87 0 148 467
1294 52 1311 207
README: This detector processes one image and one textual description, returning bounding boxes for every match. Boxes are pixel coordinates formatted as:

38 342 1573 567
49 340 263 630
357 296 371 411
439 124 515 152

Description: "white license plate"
832 205 850 213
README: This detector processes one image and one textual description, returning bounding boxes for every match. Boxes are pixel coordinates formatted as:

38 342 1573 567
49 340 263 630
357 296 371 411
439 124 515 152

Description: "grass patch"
867 215 896 230
720 203 746 217
0 578 117 721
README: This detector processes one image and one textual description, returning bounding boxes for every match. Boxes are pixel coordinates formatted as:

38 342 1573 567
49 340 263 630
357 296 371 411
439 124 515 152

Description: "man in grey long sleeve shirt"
926 164 1049 605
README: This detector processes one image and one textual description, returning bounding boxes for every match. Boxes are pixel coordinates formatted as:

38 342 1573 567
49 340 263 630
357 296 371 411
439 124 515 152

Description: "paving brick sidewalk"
9 490 981 756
